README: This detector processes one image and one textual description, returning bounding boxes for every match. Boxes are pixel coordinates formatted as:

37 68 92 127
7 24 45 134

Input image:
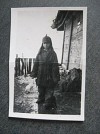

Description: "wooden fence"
15 58 35 77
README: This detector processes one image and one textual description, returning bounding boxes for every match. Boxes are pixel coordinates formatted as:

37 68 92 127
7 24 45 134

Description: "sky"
13 8 64 63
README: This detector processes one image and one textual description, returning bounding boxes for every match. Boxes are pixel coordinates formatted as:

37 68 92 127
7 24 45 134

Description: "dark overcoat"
31 48 60 88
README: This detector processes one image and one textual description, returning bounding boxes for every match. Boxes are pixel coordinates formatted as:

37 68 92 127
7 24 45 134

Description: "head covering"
42 34 52 44
37 35 53 55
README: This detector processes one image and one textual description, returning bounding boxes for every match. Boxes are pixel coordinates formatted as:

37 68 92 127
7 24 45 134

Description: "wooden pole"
67 17 73 70
61 25 65 65
21 58 24 75
24 58 27 77
29 58 32 74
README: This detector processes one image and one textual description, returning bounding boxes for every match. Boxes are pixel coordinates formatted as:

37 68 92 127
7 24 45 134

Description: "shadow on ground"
14 76 81 115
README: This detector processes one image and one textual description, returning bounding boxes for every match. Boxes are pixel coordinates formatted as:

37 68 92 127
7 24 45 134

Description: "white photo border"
9 7 87 121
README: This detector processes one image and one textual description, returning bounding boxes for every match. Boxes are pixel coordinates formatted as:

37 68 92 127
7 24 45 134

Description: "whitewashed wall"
62 12 83 70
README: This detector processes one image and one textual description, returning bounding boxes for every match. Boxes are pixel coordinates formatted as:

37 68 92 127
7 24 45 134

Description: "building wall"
62 12 83 70
62 19 72 69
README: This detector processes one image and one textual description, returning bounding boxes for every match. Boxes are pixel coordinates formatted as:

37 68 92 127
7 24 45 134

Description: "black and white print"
9 7 87 121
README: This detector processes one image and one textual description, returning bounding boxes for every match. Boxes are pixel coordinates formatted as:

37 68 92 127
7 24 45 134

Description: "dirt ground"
14 75 81 115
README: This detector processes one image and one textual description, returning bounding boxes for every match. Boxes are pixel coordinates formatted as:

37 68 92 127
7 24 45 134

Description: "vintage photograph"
9 7 87 121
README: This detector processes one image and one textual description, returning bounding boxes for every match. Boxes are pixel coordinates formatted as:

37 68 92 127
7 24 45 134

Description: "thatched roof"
51 10 69 31
51 10 82 31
